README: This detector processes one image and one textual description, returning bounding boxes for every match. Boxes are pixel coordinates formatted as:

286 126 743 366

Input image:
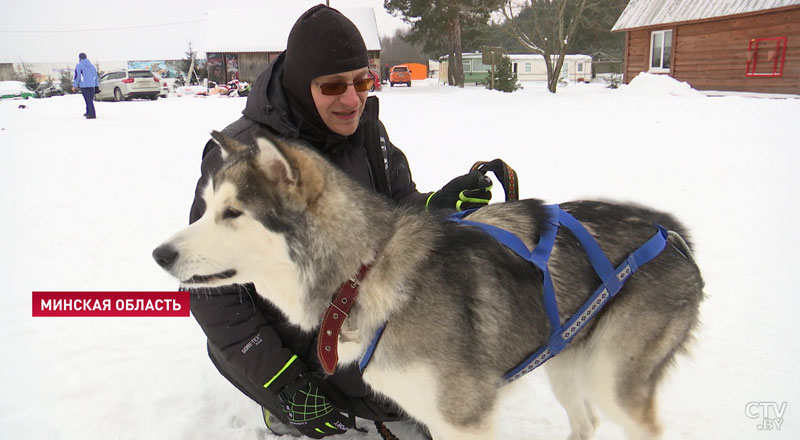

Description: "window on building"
462 60 472 73
577 62 583 73
525 63 531 73
472 59 490 72
513 63 518 73
649 30 673 72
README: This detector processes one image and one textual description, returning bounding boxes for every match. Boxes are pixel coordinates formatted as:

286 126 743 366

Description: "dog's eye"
223 208 242 220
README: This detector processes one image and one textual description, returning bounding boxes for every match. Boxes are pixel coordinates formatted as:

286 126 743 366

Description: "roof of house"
205 6 381 53
458 53 591 61
508 54 592 61
612 0 800 31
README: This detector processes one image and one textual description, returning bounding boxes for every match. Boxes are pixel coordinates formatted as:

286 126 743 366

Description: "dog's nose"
152 245 178 269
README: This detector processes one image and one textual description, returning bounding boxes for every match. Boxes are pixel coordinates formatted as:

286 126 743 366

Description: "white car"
159 77 180 98
0 81 36 100
96 69 161 101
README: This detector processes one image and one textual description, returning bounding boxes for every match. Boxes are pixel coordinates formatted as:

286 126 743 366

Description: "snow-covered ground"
2 75 799 439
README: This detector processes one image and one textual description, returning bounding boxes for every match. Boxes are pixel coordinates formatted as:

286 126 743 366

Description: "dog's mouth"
181 269 237 285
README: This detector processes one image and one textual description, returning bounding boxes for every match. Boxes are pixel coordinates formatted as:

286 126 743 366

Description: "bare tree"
502 0 594 93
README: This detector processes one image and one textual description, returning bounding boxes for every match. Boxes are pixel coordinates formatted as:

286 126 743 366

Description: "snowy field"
2 75 799 439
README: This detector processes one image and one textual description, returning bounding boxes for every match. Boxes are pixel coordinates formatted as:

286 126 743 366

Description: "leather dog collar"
317 264 370 375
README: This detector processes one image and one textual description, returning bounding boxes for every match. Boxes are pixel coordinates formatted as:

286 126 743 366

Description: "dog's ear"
210 130 248 160
252 130 325 208
253 132 297 186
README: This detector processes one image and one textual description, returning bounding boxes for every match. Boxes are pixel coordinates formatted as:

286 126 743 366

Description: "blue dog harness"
359 204 668 385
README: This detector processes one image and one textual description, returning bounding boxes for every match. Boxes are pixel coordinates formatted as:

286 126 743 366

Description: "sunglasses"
315 77 375 95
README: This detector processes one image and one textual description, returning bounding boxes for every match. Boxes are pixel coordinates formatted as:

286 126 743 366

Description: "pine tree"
485 55 520 92
178 42 199 85
15 62 39 91
59 68 75 94
24 71 39 92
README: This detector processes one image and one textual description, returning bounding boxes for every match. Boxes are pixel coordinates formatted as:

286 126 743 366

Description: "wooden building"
612 0 800 95
205 6 382 85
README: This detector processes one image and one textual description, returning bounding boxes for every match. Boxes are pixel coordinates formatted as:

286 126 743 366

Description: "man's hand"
426 171 492 211
278 373 351 438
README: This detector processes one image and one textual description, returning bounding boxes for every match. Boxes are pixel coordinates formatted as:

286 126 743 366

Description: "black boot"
262 407 301 437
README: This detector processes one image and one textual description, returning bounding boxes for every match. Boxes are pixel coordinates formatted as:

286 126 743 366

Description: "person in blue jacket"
72 53 99 119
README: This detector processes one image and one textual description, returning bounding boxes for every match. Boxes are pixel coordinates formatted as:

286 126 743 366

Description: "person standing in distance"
72 53 99 119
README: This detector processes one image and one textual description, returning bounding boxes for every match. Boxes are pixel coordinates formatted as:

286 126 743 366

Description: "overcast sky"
0 0 408 63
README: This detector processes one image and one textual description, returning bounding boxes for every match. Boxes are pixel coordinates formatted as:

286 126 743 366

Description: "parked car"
35 83 64 98
160 77 182 98
96 69 161 101
0 81 36 100
389 65 412 87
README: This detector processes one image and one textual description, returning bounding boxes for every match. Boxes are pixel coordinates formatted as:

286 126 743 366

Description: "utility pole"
482 46 503 90
186 56 199 86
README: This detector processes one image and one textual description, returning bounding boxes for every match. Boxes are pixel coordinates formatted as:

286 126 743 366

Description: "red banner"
32 291 190 317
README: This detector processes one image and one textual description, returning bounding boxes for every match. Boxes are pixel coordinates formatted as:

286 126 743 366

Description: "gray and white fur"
153 131 704 440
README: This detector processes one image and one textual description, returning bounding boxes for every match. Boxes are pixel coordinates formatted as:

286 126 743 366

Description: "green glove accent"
425 191 438 211
456 185 493 211
263 354 298 389
426 171 493 211
278 373 351 438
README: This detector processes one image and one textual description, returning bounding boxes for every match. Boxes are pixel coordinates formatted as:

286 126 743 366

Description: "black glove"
94 87 101 94
426 170 492 211
277 373 351 438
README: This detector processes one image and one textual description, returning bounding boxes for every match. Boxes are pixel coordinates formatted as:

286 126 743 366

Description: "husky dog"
153 130 704 440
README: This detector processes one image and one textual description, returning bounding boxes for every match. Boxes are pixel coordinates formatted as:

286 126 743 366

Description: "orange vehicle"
389 65 412 87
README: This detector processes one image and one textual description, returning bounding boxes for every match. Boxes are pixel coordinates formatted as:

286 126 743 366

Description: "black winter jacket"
187 53 425 422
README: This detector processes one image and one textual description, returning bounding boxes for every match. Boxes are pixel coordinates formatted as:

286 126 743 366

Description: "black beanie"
282 4 369 135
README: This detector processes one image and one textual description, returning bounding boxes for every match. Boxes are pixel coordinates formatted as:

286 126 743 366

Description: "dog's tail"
667 230 695 262
619 203 696 260
648 211 696 262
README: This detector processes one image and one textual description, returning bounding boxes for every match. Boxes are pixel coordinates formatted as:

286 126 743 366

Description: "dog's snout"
152 244 178 269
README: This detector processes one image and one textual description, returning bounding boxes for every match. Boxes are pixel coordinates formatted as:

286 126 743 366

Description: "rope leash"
375 421 401 440
470 158 519 201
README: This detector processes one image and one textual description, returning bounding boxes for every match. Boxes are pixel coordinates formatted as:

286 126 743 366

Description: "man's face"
310 67 371 136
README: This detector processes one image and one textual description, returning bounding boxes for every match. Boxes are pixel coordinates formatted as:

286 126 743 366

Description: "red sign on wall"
746 37 788 77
